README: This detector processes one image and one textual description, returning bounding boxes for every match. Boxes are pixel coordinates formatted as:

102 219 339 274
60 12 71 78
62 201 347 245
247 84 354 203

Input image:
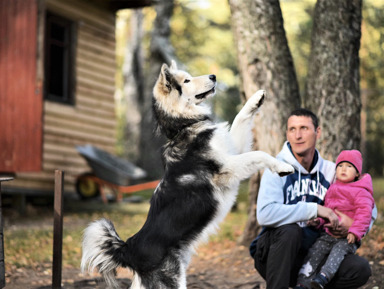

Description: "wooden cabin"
0 0 151 203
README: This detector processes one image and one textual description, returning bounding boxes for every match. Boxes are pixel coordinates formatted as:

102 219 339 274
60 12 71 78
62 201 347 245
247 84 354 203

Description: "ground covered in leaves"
5 233 384 289
5 243 265 289
2 195 384 289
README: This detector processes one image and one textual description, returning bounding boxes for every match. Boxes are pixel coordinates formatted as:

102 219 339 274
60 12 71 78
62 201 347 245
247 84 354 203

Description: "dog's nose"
209 74 216 82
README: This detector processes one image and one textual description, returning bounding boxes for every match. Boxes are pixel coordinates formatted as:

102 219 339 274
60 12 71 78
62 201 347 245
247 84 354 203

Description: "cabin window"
44 12 76 104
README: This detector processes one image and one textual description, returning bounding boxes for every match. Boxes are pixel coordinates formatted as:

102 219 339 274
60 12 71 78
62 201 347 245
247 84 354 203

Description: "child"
294 150 375 289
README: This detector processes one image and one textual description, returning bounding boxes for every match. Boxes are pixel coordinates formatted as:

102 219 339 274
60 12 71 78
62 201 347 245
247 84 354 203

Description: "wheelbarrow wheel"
76 173 100 199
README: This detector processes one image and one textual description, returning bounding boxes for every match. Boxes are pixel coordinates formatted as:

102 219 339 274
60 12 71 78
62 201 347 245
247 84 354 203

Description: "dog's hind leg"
131 274 146 289
139 252 186 289
230 90 265 154
225 151 294 181
178 262 187 289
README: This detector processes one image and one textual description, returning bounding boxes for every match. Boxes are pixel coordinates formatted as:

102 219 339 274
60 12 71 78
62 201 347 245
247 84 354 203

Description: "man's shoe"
310 273 328 289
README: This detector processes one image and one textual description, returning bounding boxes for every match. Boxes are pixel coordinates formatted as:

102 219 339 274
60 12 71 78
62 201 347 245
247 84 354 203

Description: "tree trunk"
229 0 300 245
138 0 176 179
123 10 144 162
305 0 362 160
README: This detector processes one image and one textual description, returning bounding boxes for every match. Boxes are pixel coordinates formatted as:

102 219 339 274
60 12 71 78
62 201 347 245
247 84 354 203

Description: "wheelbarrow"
75 145 159 203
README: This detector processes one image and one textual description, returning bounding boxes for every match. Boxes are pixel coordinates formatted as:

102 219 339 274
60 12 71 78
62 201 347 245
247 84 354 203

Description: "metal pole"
52 170 64 289
0 177 14 289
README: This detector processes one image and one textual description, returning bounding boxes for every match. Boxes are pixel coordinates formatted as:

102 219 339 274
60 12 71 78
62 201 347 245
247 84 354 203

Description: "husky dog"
81 61 294 289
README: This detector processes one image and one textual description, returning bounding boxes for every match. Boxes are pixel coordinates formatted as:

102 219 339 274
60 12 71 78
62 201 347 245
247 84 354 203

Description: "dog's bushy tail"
81 218 127 289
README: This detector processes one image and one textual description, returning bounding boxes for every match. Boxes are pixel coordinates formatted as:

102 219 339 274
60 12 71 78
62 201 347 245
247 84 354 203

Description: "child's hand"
307 218 320 227
347 233 356 244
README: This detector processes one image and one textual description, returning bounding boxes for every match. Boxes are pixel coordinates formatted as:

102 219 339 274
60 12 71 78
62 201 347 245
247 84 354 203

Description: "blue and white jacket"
256 141 335 228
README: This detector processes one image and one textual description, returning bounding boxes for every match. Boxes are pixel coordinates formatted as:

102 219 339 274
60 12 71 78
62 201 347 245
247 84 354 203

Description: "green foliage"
280 0 315 96
171 1 240 122
361 2 384 176
372 177 384 216
172 1 237 84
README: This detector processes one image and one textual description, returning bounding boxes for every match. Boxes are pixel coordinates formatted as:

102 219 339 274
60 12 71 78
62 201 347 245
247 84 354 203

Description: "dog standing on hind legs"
81 60 294 289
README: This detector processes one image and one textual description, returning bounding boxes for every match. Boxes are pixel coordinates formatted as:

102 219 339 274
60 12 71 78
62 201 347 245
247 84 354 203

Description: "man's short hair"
289 108 319 129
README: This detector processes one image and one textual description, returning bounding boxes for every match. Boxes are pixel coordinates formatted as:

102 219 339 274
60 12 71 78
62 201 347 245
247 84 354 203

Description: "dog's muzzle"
195 75 216 99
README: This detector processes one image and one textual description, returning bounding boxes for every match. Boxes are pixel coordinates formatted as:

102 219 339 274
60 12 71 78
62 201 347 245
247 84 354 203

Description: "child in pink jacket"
295 150 375 289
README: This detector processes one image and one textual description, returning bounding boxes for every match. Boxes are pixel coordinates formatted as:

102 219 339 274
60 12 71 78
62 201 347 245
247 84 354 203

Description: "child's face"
336 162 359 183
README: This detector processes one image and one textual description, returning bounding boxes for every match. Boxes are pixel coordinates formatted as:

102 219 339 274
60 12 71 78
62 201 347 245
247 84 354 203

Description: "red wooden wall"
0 0 43 172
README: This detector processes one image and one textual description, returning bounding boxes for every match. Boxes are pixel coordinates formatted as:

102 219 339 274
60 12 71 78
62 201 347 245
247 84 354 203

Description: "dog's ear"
159 63 172 92
161 63 169 78
170 60 178 70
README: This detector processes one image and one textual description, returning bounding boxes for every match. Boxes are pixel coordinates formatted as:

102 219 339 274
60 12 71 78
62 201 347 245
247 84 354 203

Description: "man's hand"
317 205 339 229
307 218 320 227
325 210 354 238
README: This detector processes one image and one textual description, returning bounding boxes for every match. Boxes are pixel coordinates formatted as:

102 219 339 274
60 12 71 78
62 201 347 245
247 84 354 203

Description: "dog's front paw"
245 90 266 115
272 161 294 177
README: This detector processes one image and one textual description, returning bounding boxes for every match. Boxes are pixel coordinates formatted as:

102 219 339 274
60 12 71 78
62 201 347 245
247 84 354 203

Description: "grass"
3 177 383 272
357 177 384 267
3 200 151 270
372 177 384 219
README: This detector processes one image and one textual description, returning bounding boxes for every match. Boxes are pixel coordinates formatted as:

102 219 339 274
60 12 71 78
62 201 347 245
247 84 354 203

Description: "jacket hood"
277 141 322 175
335 173 374 196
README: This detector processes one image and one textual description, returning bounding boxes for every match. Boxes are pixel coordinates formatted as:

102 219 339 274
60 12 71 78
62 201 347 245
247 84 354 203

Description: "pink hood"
321 173 374 241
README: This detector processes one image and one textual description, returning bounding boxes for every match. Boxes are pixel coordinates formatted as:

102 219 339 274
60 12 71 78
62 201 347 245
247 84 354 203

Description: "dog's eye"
184 79 190 83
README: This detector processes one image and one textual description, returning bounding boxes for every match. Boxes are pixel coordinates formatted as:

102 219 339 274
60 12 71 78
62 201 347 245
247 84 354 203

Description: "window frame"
44 12 76 105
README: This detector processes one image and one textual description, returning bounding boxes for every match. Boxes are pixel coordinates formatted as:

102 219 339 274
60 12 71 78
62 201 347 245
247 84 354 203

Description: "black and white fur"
81 61 294 289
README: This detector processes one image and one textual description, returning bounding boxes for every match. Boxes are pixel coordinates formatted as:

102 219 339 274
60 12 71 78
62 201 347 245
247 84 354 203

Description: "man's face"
286 115 320 158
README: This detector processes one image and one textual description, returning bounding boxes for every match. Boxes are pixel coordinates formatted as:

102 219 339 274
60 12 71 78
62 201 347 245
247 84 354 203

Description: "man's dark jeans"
252 224 371 289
